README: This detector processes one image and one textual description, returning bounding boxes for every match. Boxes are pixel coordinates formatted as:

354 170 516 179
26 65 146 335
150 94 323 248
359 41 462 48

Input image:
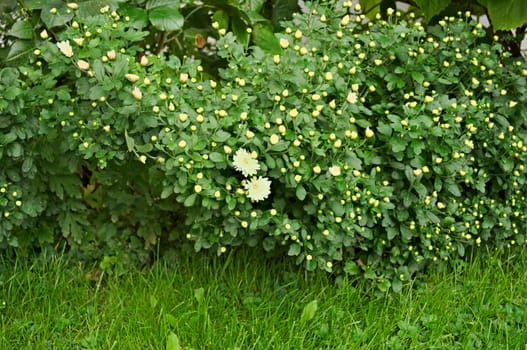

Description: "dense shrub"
2 2 527 289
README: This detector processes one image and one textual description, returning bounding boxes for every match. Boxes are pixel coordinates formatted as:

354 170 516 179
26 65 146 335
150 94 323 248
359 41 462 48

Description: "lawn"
1 247 526 349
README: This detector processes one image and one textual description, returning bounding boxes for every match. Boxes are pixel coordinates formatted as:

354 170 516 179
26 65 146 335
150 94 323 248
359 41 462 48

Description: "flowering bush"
2 2 527 289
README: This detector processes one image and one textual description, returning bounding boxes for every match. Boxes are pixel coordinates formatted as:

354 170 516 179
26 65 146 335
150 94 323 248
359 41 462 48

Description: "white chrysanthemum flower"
57 40 73 57
244 176 271 202
346 91 357 104
233 148 260 177
329 165 341 176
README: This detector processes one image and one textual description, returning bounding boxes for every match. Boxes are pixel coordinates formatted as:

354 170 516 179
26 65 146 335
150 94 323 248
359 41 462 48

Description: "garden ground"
1 246 526 349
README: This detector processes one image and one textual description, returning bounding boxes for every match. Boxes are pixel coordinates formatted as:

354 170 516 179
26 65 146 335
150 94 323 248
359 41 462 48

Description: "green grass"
1 247 527 349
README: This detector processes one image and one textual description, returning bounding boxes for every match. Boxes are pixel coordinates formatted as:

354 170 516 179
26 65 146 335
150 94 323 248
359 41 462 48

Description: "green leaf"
479 0 527 30
6 40 34 62
161 186 173 199
124 130 135 151
391 278 403 293
23 0 46 9
119 5 149 29
377 122 392 136
149 5 184 31
146 0 177 9
300 300 318 323
445 182 461 197
41 1 74 28
194 287 204 304
8 20 33 39
411 71 425 84
296 185 307 200
231 17 250 47
212 10 229 29
287 243 301 256
212 130 231 142
272 0 299 29
183 193 197 207
344 261 360 275
391 138 407 153
414 0 451 22
252 24 280 54
78 0 120 17
166 332 181 350
0 131 17 146
359 0 382 20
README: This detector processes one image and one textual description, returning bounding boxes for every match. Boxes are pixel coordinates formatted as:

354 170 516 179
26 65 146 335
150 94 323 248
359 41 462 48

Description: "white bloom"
329 166 341 176
77 59 90 70
244 177 271 202
233 148 260 177
346 91 357 104
57 40 73 57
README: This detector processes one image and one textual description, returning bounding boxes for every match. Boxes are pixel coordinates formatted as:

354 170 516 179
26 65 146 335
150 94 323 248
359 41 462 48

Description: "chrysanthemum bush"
2 2 527 289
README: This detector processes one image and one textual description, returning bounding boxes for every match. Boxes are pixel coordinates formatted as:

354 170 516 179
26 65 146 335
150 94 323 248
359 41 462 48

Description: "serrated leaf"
8 20 33 39
300 300 318 323
149 5 184 31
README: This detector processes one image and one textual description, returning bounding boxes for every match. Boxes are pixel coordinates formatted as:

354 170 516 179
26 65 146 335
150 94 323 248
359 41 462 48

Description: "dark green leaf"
146 0 177 9
231 17 249 47
6 40 34 62
212 10 229 29
479 0 527 30
124 130 135 151
118 5 149 29
287 243 301 256
149 5 184 31
296 185 307 200
272 0 299 29
414 0 451 22
252 24 280 54
41 1 74 28
160 186 173 199
8 20 33 39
